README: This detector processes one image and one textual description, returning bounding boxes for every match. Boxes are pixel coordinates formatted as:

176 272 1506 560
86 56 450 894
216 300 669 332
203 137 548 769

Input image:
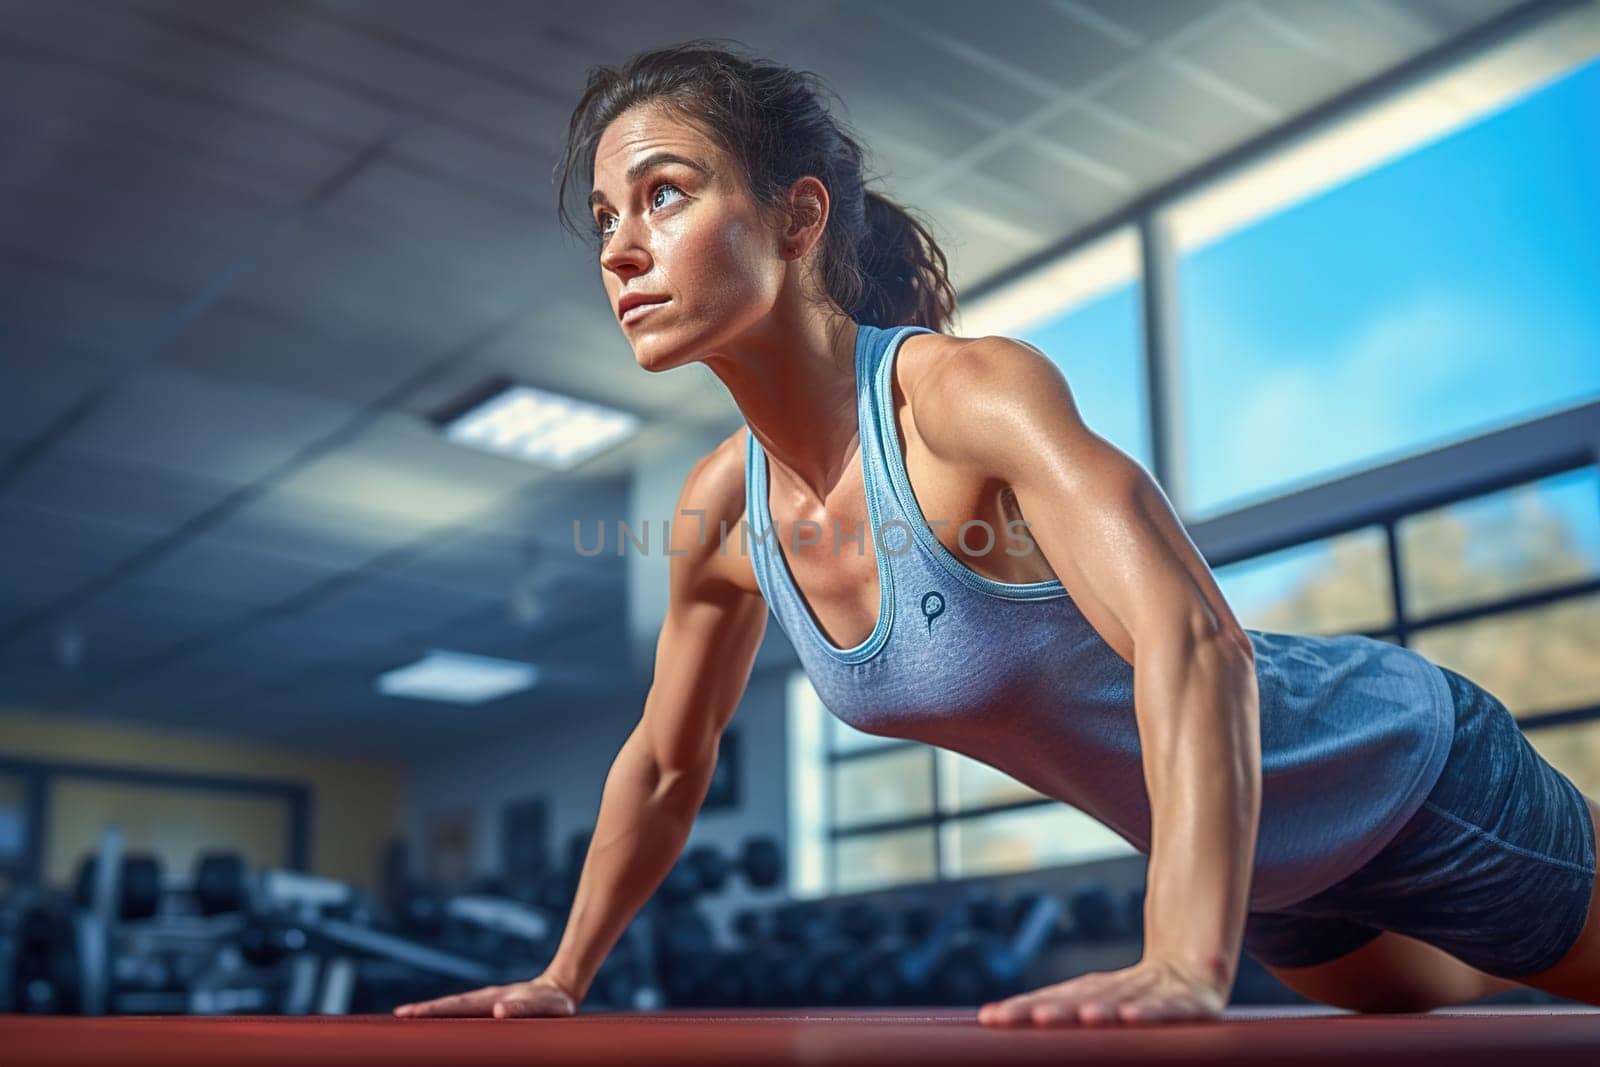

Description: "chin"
631 338 694 374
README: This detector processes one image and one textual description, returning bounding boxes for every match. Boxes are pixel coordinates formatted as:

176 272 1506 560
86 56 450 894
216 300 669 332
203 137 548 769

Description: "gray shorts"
1243 664 1596 980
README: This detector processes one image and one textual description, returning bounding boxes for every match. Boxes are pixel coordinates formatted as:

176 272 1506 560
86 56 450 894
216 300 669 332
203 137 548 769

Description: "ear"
780 175 830 260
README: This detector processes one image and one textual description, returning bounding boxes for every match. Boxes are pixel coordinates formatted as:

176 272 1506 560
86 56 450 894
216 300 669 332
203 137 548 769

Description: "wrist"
1147 944 1235 992
542 961 589 1002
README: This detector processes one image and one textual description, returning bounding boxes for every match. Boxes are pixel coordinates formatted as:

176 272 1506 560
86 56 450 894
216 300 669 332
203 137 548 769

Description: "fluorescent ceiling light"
441 381 639 470
376 649 539 705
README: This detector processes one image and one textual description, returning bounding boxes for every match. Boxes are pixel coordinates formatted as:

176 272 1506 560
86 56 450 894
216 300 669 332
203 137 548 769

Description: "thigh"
1343 666 1598 979
1514 792 1600 1002
1257 929 1520 1012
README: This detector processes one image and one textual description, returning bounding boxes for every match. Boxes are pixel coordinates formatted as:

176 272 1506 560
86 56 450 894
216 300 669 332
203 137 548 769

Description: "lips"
618 294 669 323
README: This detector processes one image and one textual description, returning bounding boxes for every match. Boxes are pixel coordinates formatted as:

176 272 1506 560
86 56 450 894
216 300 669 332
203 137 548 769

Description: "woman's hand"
393 972 582 1019
977 957 1228 1027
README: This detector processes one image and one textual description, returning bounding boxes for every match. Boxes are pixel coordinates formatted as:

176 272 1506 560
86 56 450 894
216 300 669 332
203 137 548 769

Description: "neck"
703 305 861 505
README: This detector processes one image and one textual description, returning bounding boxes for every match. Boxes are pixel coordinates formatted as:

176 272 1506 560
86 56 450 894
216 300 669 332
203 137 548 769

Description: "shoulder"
678 425 749 520
899 332 1088 469
671 425 760 596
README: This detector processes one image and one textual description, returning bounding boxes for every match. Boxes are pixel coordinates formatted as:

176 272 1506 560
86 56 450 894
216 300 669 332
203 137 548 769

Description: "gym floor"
6 1006 1600 1066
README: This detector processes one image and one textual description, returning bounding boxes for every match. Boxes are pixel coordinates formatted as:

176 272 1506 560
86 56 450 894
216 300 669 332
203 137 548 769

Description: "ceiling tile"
0 253 183 366
4 447 235 535
1037 101 1196 183
69 364 356 486
201 486 441 571
1074 0 1219 43
126 537 342 607
1177 8 1353 116
880 0 1135 94
269 411 539 527
164 300 440 407
0 500 160 580
0 343 112 441
1091 56 1261 159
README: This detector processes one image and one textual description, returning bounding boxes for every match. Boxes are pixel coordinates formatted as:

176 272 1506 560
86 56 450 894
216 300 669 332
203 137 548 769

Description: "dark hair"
554 38 958 333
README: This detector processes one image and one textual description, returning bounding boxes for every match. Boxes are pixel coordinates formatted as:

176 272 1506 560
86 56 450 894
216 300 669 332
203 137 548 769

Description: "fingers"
982 973 1115 1025
393 985 507 1018
980 970 1165 1027
394 982 580 1020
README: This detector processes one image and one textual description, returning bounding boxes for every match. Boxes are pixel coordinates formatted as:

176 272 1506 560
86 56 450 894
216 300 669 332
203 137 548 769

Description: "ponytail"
854 190 959 331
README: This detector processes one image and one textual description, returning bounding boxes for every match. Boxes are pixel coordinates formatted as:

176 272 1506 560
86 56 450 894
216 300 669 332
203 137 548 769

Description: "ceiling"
0 0 1542 761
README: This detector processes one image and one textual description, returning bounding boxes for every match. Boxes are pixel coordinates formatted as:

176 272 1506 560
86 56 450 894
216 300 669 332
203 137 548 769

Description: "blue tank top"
742 321 1455 911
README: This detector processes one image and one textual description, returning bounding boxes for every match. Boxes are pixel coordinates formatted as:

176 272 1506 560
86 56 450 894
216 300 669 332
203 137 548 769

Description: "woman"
395 40 1600 1025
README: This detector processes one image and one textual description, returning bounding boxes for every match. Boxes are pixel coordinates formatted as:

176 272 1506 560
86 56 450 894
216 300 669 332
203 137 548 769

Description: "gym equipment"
660 835 787 905
1068 880 1120 940
1124 884 1146 940
195 853 249 917
73 854 164 922
934 890 1065 1003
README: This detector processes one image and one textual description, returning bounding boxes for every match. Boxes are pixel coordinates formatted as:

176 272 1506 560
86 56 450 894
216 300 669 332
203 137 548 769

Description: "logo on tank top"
920 591 946 634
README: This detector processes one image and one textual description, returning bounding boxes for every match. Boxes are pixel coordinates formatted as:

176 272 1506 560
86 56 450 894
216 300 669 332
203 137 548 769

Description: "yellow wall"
45 779 291 887
0 709 406 891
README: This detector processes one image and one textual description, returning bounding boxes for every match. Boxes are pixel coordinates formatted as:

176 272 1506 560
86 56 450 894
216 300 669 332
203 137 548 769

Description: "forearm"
544 730 710 998
1135 627 1261 990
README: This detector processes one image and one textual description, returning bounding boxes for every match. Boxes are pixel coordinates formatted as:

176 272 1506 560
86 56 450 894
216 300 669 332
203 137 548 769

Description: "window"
1398 466 1600 619
958 229 1151 473
785 674 1136 897
1214 526 1393 636
1171 58 1600 520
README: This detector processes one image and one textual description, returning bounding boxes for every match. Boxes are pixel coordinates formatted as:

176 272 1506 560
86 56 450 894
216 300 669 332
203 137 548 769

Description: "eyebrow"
588 152 712 211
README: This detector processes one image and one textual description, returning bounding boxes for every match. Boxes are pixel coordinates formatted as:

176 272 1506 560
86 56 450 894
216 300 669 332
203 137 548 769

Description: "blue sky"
1022 57 1599 529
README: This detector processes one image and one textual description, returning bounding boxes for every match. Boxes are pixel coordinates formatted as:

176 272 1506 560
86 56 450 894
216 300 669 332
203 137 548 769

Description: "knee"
1281 978 1446 1014
1345 991 1442 1014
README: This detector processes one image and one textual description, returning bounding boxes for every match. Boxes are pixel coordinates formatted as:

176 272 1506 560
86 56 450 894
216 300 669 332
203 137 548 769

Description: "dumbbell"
963 892 1007 935
662 835 786 905
237 920 310 968
1124 885 1146 940
767 906 841 1006
74 855 163 921
9 903 82 1014
653 904 718 1006
811 904 905 1006
194 852 249 917
850 901 969 1006
727 908 788 1007
1068 880 1120 940
772 901 834 947
933 890 1066 1004
73 851 249 923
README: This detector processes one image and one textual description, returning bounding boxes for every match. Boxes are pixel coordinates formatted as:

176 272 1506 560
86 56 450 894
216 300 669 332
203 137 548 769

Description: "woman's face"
589 104 789 372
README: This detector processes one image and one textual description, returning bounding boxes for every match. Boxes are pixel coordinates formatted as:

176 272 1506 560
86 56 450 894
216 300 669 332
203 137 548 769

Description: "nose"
600 212 651 279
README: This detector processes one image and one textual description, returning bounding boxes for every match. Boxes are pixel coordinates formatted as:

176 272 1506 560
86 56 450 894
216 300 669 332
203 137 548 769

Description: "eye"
651 181 684 210
594 182 686 243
